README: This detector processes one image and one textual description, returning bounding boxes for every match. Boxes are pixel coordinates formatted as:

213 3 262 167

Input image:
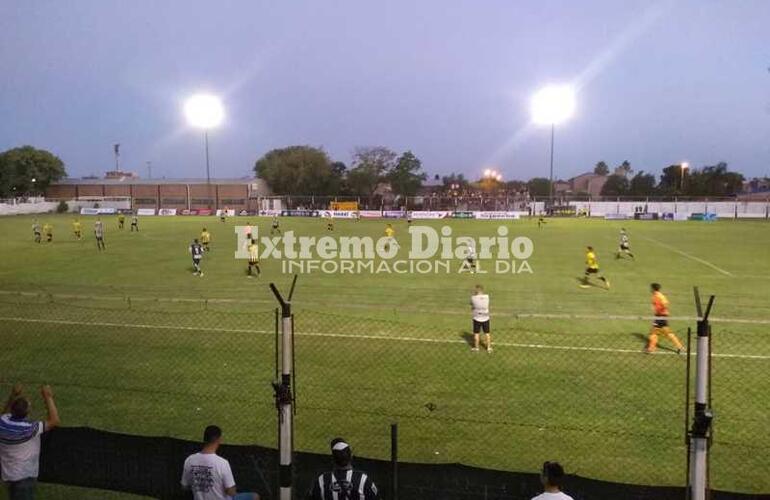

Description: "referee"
306 438 379 500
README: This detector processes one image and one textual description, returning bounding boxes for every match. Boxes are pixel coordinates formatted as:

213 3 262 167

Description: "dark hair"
330 437 352 467
542 461 565 487
587 246 594 251
10 398 29 419
203 425 222 444
651 283 661 291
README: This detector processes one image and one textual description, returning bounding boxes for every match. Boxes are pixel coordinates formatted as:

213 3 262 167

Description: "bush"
56 200 69 213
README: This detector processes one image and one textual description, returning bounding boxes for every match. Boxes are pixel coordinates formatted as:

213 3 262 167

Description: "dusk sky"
1 0 768 181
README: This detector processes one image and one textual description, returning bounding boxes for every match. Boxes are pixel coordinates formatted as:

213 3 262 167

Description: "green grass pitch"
0 214 768 494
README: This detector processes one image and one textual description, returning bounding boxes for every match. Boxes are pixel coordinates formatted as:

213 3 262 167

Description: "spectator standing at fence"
181 425 258 500
94 219 106 251
470 284 491 352
0 383 60 500
531 461 573 500
307 438 379 500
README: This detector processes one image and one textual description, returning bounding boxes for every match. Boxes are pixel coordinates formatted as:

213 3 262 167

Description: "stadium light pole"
185 94 224 209
680 162 689 193
531 85 576 202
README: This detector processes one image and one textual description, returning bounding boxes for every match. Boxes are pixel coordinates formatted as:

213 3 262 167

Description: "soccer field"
1 214 768 494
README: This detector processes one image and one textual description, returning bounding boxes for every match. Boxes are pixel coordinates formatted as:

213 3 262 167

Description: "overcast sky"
1 0 768 181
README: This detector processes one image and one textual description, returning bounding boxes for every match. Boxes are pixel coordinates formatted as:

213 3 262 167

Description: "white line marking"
640 236 733 276
2 316 767 360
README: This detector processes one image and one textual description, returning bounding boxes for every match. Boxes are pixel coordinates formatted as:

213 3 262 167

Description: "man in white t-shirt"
531 461 573 500
0 383 60 500
181 425 259 500
470 284 491 353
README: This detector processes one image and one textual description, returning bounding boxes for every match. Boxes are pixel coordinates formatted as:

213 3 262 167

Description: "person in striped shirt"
306 438 379 500
0 383 60 500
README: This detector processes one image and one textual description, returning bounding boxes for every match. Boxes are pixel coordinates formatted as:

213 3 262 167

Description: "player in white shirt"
470 284 491 352
531 461 573 500
464 242 477 274
181 425 258 500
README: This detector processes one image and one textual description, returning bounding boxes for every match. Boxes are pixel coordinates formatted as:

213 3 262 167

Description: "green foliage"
347 146 397 197
629 171 657 196
254 146 339 195
56 200 69 213
0 146 66 197
387 150 426 197
614 160 633 178
526 177 551 197
593 161 609 176
600 174 630 196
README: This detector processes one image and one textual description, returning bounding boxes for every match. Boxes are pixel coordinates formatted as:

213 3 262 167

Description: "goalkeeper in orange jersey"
580 246 609 289
645 283 684 354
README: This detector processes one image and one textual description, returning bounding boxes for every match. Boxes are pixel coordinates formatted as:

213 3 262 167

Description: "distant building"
46 178 271 211
104 170 139 180
569 172 608 197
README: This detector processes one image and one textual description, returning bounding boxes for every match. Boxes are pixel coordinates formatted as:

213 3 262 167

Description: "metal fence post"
391 423 399 500
270 275 298 500
688 292 715 500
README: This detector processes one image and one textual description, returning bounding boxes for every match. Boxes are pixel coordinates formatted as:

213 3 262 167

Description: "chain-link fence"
1 292 767 496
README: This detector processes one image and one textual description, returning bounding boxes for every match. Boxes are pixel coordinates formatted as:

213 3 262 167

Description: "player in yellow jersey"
580 246 609 289
247 240 260 277
645 283 684 354
384 223 396 252
42 223 53 242
72 219 82 240
117 213 125 229
326 215 334 231
200 228 211 252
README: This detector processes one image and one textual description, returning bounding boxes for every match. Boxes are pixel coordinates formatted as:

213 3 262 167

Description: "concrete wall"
569 200 770 218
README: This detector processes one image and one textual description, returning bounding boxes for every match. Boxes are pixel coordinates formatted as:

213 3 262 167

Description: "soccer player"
270 216 281 235
94 219 106 250
189 239 204 276
42 223 53 242
117 213 125 229
470 284 491 352
72 219 82 240
384 223 396 252
580 246 609 289
32 220 42 243
464 242 477 274
406 212 413 225
200 228 211 252
220 207 228 223
326 215 334 232
130 214 139 232
247 239 260 278
616 228 635 260
645 283 684 354
538 216 547 229
244 222 253 241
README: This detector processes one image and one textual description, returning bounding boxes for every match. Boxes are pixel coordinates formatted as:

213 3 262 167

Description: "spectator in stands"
0 383 61 500
181 425 258 500
532 461 573 500
307 437 379 500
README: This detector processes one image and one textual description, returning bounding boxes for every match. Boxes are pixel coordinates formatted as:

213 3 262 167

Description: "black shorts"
249 258 259 265
653 319 669 328
473 319 490 334
585 268 599 274
620 243 629 250
96 235 104 241
193 257 202 265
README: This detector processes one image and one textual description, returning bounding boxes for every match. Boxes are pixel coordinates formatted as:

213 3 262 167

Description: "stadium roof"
55 177 262 185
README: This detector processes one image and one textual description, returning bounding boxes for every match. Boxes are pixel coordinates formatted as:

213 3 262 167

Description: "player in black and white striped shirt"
306 438 379 500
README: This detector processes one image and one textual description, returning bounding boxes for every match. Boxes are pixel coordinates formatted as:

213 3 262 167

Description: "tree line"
254 145 426 197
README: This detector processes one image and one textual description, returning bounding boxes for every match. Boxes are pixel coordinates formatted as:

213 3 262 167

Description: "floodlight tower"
185 94 224 209
531 85 576 200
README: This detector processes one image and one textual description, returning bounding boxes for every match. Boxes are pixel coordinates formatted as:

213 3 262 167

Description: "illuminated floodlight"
531 85 576 126
681 162 689 170
184 94 224 129
484 168 492 177
496 174 503 182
